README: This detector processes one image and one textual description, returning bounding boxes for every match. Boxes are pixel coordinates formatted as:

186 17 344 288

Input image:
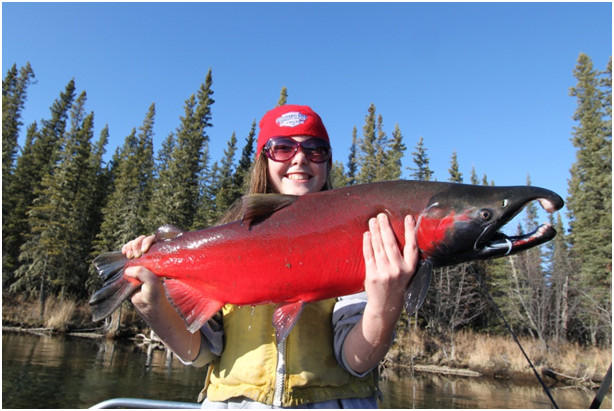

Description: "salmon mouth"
477 224 556 258
473 195 562 259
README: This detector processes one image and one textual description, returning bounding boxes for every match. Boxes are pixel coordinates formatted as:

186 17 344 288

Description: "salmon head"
415 183 564 267
403 182 564 315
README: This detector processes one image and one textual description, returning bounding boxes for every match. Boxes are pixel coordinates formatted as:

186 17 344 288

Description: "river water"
2 332 609 409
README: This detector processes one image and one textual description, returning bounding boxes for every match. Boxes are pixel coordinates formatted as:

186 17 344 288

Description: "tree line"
2 54 611 347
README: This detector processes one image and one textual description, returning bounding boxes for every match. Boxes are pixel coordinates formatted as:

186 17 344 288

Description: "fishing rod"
589 364 611 409
469 267 560 409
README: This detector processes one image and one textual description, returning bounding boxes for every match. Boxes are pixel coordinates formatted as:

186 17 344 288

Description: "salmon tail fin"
164 279 224 333
404 260 432 315
89 251 139 322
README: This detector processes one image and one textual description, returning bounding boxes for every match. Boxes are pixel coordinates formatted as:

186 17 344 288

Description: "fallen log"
413 364 482 377
384 360 482 377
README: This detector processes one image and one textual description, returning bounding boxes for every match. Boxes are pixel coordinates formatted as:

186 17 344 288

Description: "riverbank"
387 327 611 389
3 294 611 389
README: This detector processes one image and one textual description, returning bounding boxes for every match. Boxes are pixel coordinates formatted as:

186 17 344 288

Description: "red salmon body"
90 180 563 341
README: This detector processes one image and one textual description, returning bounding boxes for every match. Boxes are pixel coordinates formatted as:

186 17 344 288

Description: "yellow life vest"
200 299 376 407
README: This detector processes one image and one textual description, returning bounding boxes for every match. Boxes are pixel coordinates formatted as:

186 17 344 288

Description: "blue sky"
2 2 612 228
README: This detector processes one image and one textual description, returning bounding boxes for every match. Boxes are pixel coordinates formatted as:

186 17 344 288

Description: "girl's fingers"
403 215 418 267
141 235 156 254
377 213 403 265
368 216 388 266
362 231 376 271
122 234 155 259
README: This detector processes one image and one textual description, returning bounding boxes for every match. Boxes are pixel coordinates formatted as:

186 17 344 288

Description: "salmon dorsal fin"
240 193 298 226
155 224 184 241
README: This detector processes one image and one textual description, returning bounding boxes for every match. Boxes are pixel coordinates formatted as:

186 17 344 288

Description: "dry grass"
2 294 85 331
43 298 76 331
2 294 145 334
391 327 612 384
2 294 44 327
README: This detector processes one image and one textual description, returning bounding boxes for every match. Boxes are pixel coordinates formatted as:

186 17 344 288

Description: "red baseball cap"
256 104 330 157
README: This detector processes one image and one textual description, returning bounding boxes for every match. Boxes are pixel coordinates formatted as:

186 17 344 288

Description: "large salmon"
90 180 564 341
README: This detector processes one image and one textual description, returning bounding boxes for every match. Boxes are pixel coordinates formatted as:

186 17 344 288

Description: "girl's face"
266 136 329 196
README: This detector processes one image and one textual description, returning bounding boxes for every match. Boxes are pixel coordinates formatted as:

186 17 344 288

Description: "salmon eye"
480 209 492 221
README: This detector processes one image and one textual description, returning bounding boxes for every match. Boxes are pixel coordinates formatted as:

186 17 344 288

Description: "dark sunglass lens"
302 140 330 162
269 139 297 161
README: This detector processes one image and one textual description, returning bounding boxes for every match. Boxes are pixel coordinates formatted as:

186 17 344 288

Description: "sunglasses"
263 137 331 163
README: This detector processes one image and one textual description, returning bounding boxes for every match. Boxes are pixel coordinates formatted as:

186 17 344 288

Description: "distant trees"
2 54 611 347
2 62 36 285
566 54 612 346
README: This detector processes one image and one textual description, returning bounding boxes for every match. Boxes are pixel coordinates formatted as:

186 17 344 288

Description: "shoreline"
2 295 611 391
3 324 609 391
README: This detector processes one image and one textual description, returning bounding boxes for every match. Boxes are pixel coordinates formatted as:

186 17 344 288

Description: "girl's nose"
291 146 309 165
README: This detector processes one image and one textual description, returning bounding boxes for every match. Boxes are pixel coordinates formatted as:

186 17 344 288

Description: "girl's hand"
362 213 418 314
121 234 156 259
343 214 418 374
119 234 203 362
121 234 162 319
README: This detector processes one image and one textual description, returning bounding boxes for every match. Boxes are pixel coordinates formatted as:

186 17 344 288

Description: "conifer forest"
2 54 611 348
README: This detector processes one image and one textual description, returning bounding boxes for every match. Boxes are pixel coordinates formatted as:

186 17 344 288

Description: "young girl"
122 104 418 408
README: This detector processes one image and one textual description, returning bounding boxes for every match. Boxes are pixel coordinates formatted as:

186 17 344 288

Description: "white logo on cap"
276 112 307 127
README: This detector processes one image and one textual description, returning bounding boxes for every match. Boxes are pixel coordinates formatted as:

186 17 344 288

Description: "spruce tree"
85 125 111 255
149 70 214 230
373 114 389 181
383 124 406 180
2 122 38 285
3 62 35 192
448 152 463 183
356 104 377 183
470 167 479 185
346 127 358 186
566 53 612 345
195 161 221 227
330 161 348 188
213 131 239 222
13 91 96 299
146 132 176 230
93 105 155 257
408 137 433 181
154 133 176 179
277 87 288 106
3 79 75 285
232 120 256 196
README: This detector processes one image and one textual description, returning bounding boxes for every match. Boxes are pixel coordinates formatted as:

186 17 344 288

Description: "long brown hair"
217 153 333 224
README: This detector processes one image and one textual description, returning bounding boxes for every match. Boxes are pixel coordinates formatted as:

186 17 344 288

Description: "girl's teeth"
288 174 308 180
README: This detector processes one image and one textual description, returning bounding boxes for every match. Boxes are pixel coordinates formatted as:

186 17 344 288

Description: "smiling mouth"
286 173 311 181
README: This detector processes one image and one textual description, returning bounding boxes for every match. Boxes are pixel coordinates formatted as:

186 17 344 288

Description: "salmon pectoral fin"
164 279 224 333
273 301 305 343
89 251 139 322
404 260 433 315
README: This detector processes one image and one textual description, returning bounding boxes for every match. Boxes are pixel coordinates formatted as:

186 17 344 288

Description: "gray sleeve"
178 311 224 368
332 292 375 378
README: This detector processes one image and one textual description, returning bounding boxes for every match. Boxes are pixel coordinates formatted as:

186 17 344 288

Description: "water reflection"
379 368 612 409
2 332 610 409
2 333 206 408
